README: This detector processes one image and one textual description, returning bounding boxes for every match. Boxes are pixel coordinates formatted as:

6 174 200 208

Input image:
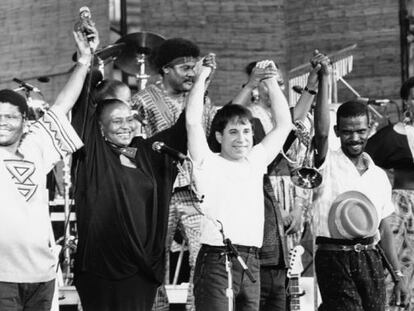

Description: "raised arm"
313 52 331 167
292 64 320 122
259 61 292 164
186 54 216 162
50 24 99 116
232 64 276 106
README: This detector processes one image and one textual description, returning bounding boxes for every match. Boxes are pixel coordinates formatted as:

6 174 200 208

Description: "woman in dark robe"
71 79 187 310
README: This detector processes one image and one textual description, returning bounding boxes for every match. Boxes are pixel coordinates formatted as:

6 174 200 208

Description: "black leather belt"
201 244 259 254
316 236 376 252
317 243 376 252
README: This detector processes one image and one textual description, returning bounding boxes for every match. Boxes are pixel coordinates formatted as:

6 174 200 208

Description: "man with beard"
312 56 408 310
131 38 217 311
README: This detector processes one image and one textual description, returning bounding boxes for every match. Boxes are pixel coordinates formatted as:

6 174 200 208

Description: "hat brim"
328 191 378 239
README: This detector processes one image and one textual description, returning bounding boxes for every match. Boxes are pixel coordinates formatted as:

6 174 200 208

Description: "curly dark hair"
336 100 369 127
153 38 200 74
0 89 28 117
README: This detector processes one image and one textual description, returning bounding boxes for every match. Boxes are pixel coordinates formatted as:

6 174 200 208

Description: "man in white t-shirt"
186 56 292 311
313 55 409 310
0 23 97 311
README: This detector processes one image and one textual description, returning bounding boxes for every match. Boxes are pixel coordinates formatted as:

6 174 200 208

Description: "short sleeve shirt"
0 109 83 282
313 148 395 239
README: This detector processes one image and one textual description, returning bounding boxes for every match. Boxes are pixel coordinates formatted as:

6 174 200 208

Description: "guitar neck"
289 276 301 311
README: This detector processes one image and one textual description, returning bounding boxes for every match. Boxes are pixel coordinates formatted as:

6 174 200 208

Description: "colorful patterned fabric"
385 189 414 310
132 81 216 188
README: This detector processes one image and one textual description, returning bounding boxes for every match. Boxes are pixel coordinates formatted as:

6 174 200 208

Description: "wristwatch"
77 57 91 67
304 86 317 95
393 269 404 283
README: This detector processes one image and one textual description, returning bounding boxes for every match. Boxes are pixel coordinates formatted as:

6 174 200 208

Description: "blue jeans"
194 244 261 311
0 280 55 311
259 266 286 311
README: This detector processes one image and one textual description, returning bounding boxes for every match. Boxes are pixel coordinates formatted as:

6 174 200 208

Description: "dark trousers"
315 249 385 311
194 244 261 311
0 280 55 311
259 266 286 311
75 271 158 311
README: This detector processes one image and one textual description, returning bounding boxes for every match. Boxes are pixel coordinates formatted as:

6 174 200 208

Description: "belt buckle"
353 243 364 252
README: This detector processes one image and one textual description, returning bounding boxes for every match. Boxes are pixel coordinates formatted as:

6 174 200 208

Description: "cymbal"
95 42 126 61
71 42 126 65
114 32 165 75
116 32 165 55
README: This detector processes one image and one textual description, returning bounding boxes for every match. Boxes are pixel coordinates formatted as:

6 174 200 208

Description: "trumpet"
289 120 322 189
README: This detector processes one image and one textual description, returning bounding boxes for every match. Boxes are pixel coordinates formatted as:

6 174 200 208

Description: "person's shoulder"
248 143 268 165
365 152 388 174
393 122 408 135
372 123 399 137
131 84 159 102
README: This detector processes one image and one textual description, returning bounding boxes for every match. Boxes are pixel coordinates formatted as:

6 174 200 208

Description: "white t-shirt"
0 110 82 282
193 144 268 247
313 148 395 239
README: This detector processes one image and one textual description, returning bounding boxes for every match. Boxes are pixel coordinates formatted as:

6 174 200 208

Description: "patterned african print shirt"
131 81 217 188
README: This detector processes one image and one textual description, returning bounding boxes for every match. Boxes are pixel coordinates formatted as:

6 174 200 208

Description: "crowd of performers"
1 16 414 311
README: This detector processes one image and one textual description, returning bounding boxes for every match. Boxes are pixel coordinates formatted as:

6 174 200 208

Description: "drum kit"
16 31 165 120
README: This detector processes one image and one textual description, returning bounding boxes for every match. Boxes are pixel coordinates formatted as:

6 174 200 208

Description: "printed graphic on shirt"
4 159 37 201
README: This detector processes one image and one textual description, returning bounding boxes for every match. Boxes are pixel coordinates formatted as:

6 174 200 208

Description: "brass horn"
289 120 322 189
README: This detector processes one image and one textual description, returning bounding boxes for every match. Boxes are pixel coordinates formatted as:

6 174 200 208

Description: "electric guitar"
287 245 305 311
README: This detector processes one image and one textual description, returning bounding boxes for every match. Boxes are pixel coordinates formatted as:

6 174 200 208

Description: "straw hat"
328 191 379 239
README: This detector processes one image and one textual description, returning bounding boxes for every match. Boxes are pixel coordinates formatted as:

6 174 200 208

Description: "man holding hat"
131 38 217 310
312 55 408 310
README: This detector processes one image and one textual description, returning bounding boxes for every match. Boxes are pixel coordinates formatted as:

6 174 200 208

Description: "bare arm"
186 54 216 162
232 66 276 106
313 53 331 167
379 217 409 307
259 61 292 164
50 25 99 116
292 65 320 122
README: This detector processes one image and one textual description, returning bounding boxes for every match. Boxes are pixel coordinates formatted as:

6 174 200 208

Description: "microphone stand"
216 220 257 311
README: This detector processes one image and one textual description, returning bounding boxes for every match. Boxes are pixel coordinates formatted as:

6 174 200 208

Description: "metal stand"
135 53 150 91
224 249 234 311
217 222 256 311
62 156 73 285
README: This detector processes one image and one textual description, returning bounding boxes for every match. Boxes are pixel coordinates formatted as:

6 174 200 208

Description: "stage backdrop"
127 0 401 106
0 1 110 105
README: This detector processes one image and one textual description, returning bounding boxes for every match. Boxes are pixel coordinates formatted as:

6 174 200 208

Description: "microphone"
292 85 304 95
13 78 41 93
152 141 188 161
356 97 390 106
75 6 95 40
